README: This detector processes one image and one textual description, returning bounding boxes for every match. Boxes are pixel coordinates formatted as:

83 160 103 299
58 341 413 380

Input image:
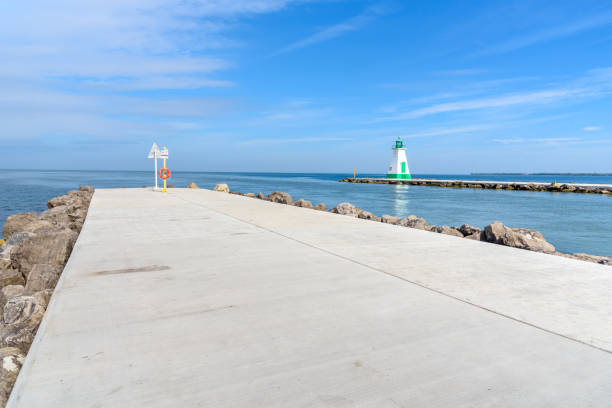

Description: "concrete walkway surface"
8 188 612 407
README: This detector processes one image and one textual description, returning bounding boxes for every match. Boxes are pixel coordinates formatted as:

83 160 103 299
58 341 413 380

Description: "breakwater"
340 177 612 194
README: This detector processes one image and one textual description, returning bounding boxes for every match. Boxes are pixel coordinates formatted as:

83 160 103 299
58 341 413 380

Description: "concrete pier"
8 188 612 407
340 177 612 194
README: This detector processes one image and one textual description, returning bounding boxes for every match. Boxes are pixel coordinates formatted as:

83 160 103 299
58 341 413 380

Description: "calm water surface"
1 170 611 256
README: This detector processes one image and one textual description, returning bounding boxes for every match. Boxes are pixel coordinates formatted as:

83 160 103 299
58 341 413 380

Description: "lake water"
1 169 611 256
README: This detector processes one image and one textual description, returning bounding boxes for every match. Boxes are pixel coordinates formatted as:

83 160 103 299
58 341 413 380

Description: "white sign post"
148 143 161 190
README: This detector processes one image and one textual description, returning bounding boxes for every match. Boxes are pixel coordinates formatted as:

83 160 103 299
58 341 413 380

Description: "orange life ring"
159 168 171 180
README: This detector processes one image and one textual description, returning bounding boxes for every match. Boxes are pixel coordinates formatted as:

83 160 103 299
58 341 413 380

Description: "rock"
167 184 176 188
229 191 243 195
557 252 611 265
267 192 293 205
314 203 326 211
0 270 25 288
6 217 56 236
330 202 362 217
40 201 90 232
465 231 485 241
213 184 230 193
79 185 94 193
2 213 38 238
435 225 464 237
0 286 25 310
0 233 34 263
245 193 255 198
458 224 481 237
10 229 77 277
0 347 25 406
25 264 62 294
358 211 381 222
399 215 429 230
294 199 313 209
47 190 91 209
38 207 71 229
484 221 555 253
256 192 265 199
34 289 53 308
187 182 199 189
381 215 401 225
0 292 48 352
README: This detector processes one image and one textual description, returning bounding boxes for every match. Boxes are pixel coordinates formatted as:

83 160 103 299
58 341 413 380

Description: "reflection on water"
389 184 411 217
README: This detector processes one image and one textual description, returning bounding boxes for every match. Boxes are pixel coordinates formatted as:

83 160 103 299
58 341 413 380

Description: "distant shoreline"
471 172 612 176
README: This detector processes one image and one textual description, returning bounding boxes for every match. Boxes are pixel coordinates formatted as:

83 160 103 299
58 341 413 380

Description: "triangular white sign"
148 143 160 159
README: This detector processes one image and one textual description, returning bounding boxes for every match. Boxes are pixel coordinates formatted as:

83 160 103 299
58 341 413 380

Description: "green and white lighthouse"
386 137 411 179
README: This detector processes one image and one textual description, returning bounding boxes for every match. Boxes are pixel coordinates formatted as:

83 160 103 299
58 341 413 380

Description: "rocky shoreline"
340 177 612 194
202 183 611 266
0 186 93 406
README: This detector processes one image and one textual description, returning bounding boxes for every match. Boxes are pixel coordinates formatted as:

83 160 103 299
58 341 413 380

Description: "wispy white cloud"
0 0 313 143
273 4 386 55
248 99 334 125
0 1 307 89
239 137 350 146
583 126 602 131
375 67 612 122
376 89 577 121
401 124 495 139
475 12 612 55
435 69 489 76
493 137 580 144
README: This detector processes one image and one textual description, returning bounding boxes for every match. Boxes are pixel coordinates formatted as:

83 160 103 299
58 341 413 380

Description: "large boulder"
0 270 25 288
256 192 265 200
458 224 481 237
25 264 62 294
2 213 38 238
557 252 611 266
10 229 77 277
0 233 34 264
314 203 326 211
294 199 313 209
38 206 71 229
79 185 94 193
187 182 199 189
358 211 381 222
41 200 89 232
213 184 230 193
381 215 401 225
21 219 56 234
0 292 49 352
399 215 430 231
330 202 362 217
465 231 485 241
484 221 555 253
0 347 25 406
0 286 25 310
47 190 91 209
435 225 464 237
267 192 293 205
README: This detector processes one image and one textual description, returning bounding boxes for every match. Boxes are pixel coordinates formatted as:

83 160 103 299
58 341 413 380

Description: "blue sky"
2 0 612 173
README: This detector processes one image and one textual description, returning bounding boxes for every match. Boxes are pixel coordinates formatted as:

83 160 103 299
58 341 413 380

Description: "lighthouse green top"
394 138 404 149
